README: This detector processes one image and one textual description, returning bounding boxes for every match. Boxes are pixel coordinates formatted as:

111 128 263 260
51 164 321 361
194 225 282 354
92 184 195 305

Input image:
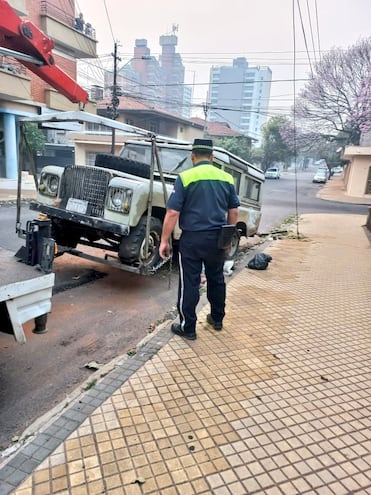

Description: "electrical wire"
305 0 318 63
296 0 314 76
102 0 115 44
314 0 322 59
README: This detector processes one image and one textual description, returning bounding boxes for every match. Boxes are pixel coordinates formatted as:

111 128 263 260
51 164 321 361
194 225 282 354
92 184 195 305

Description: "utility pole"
108 42 121 154
202 102 209 137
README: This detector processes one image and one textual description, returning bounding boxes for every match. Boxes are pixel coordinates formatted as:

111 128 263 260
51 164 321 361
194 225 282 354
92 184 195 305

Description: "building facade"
104 34 189 119
0 0 97 179
208 57 272 144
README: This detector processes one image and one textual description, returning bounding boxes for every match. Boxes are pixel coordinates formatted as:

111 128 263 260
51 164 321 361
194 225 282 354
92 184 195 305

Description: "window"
86 151 98 166
244 178 260 202
121 144 192 173
224 167 241 193
149 121 159 133
158 148 192 172
366 166 371 195
120 143 151 164
86 123 111 134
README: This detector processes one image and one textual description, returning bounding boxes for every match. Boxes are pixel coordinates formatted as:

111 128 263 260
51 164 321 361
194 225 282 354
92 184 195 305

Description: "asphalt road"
0 170 368 453
259 169 367 234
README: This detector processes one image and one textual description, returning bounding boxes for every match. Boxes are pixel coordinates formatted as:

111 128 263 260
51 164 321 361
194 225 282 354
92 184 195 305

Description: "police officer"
159 138 240 340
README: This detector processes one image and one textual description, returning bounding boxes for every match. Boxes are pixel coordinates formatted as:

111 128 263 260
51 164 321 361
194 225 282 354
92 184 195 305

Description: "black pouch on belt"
217 225 237 249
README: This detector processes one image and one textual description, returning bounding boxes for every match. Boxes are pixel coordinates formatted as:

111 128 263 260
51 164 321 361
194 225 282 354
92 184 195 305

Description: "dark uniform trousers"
178 230 226 334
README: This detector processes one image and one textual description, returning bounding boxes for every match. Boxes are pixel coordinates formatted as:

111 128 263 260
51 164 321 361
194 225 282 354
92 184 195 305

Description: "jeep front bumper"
30 202 130 236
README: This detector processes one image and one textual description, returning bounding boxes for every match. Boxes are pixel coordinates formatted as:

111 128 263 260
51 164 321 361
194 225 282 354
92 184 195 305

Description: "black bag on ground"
247 253 272 270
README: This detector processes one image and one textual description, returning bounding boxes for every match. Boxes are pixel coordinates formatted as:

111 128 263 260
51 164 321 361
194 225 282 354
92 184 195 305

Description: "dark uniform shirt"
167 160 240 232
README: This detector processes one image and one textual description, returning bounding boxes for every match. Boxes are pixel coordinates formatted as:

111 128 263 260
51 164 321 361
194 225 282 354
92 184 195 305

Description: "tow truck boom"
0 0 89 105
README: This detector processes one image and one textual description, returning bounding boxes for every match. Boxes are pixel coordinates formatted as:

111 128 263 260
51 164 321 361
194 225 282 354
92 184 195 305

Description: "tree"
213 136 252 163
213 136 265 168
22 122 45 154
260 116 294 169
19 122 45 173
295 37 371 146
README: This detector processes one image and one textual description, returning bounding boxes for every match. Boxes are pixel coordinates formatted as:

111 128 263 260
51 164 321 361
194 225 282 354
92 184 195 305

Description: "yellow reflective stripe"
180 165 234 187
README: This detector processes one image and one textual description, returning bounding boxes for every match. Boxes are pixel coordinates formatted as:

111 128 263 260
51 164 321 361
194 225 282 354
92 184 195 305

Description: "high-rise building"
208 57 272 143
109 33 187 118
159 34 185 116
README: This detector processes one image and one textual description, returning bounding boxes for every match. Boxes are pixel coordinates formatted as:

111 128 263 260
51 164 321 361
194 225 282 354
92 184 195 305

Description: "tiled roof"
96 96 203 127
190 118 245 137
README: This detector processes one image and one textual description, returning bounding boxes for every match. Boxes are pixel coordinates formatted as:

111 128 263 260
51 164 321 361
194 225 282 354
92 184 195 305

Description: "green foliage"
249 146 264 167
22 122 45 154
261 116 294 169
214 136 252 163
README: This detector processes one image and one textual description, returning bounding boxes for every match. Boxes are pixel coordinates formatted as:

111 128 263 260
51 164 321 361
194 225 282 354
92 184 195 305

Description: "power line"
102 0 115 44
314 0 322 58
305 0 318 63
296 0 314 75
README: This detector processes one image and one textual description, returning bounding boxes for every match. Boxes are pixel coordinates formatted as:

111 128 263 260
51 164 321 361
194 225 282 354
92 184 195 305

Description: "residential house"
69 95 204 165
0 0 97 179
342 131 371 200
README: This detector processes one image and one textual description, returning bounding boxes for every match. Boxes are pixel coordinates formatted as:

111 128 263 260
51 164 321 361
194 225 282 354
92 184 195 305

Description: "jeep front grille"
60 166 111 217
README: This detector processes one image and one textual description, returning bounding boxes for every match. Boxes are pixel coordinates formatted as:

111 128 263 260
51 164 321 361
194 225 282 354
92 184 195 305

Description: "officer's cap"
192 138 213 152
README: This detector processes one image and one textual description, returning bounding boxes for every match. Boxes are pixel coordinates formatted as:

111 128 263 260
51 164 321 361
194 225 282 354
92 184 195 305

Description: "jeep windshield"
120 142 193 174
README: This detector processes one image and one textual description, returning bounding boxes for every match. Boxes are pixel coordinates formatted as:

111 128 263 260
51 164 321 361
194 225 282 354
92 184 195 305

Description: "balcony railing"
0 56 27 76
0 56 31 100
40 0 96 39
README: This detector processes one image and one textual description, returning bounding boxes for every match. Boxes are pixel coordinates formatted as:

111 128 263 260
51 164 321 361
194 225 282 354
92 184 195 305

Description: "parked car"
331 166 343 174
317 165 330 178
265 167 280 179
312 170 328 183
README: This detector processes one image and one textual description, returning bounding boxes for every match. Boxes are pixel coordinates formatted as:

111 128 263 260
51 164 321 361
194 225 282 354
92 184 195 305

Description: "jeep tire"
119 216 162 269
95 154 151 179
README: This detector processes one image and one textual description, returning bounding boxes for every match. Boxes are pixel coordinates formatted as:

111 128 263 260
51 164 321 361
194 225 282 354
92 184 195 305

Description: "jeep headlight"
108 187 133 213
39 172 60 197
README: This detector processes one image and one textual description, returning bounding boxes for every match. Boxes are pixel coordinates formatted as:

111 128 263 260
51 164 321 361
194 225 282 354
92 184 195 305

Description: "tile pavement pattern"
1 214 370 495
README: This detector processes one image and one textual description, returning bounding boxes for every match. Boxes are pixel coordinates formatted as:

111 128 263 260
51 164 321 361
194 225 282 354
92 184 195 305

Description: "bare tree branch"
294 37 371 145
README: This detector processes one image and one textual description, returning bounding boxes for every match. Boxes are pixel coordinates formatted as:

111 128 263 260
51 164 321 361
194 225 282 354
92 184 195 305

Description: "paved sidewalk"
0 212 370 495
0 177 36 203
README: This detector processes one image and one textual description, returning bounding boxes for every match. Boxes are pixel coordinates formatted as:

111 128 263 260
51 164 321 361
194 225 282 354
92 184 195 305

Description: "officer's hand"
159 240 170 260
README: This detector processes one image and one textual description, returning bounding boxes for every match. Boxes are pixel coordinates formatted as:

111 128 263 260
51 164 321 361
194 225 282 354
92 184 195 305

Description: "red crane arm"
0 0 89 105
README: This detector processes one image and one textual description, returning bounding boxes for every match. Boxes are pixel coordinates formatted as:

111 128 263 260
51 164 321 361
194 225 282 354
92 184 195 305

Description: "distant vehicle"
332 166 343 174
312 170 328 183
317 165 330 178
265 167 280 179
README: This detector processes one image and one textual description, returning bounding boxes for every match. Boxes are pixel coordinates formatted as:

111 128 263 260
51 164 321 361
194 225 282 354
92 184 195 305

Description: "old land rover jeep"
30 140 265 274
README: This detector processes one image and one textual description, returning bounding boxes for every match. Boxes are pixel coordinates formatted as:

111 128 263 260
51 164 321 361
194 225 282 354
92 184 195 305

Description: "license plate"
66 198 88 214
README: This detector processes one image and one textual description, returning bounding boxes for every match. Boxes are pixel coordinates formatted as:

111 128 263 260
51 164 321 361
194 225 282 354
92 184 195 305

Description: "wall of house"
346 152 371 197
26 0 77 105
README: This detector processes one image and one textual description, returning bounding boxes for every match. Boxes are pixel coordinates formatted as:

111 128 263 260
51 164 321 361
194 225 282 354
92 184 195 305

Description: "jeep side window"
224 166 241 194
244 177 261 202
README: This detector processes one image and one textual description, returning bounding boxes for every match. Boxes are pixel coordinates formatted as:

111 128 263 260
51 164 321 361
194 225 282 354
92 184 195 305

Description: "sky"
75 0 371 118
